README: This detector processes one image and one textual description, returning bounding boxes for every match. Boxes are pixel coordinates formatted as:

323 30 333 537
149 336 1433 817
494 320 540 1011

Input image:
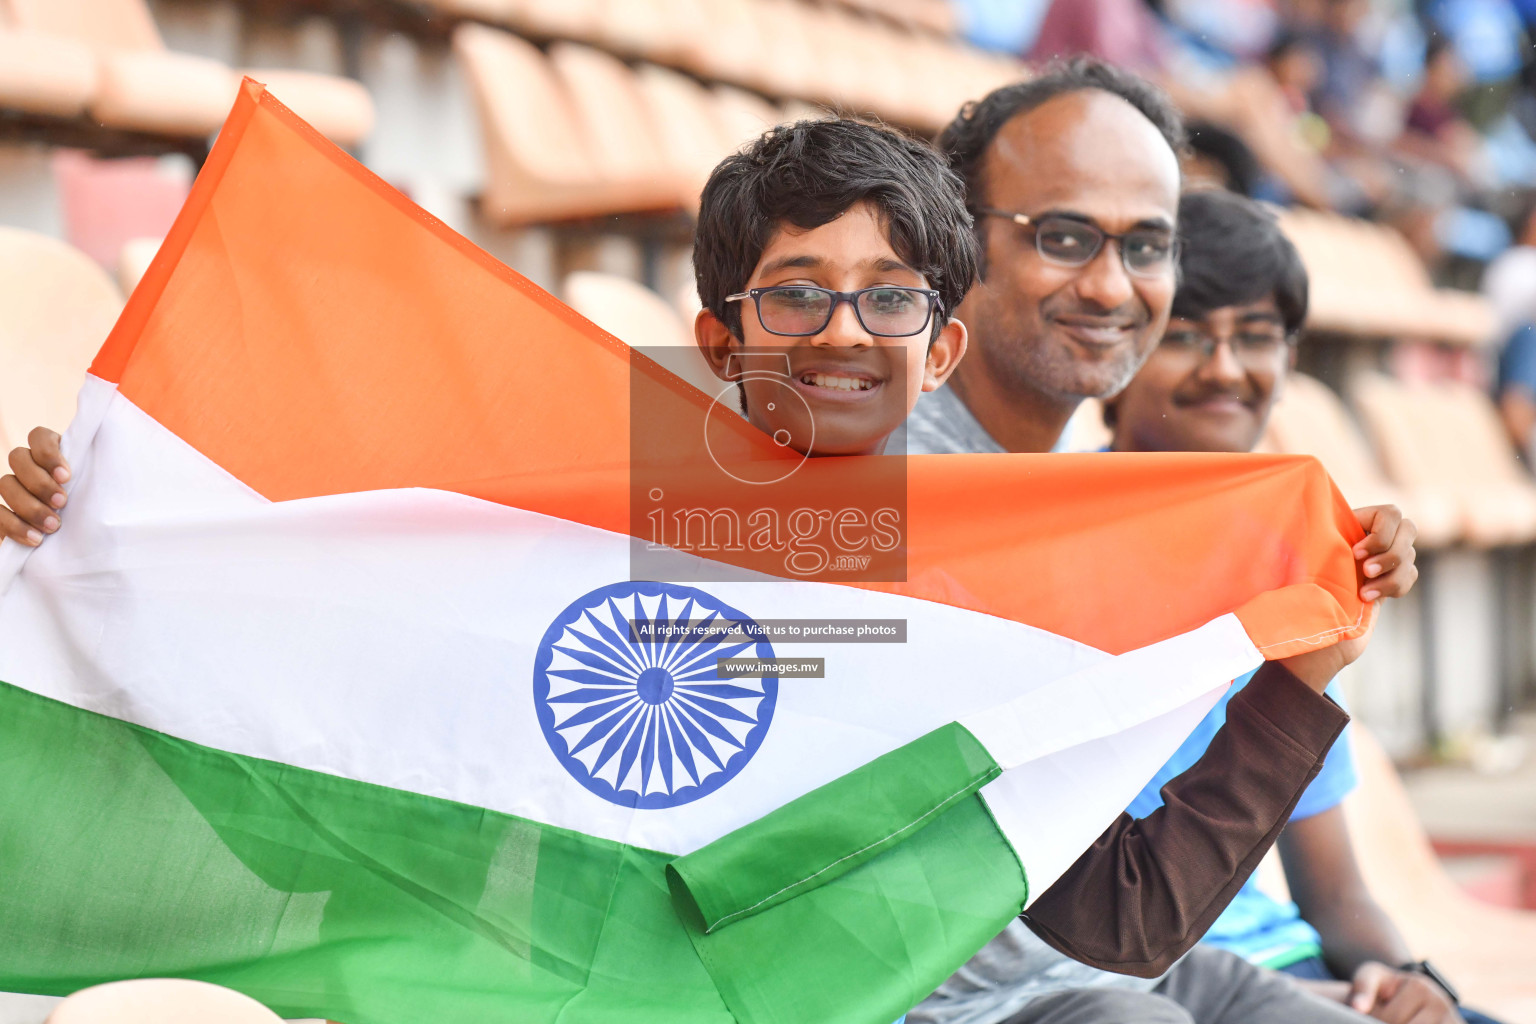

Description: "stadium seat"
1280 210 1497 347
425 0 520 19
1264 373 1459 547
710 84 787 151
546 43 689 205
564 271 721 397
0 4 98 119
1345 727 1536 1022
44 979 282 1024
117 235 159 295
503 0 604 44
589 0 700 64
669 0 775 96
4 0 372 144
1352 373 1536 546
243 70 373 148
0 227 123 453
453 24 681 225
633 64 734 205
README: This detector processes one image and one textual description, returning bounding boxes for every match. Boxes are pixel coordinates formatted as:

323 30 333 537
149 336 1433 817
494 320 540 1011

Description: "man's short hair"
694 118 978 338
936 58 1185 276
1173 189 1309 335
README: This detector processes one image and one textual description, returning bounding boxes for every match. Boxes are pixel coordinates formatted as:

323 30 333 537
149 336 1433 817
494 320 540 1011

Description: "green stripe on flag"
0 679 727 1024
670 724 1028 1024
668 722 1004 932
0 679 1030 1024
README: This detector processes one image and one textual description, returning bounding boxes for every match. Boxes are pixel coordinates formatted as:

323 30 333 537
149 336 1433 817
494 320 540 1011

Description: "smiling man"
910 59 1180 458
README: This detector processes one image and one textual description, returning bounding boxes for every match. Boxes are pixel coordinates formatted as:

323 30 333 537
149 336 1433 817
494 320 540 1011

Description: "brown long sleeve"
1020 660 1348 977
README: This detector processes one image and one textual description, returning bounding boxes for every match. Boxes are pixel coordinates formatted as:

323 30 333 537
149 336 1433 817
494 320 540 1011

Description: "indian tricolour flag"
0 82 1369 1024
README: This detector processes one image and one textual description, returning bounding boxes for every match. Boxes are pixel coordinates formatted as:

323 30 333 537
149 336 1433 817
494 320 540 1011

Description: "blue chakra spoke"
662 706 699 786
586 704 645 768
554 694 637 732
670 704 725 772
673 682 765 700
674 691 759 725
638 708 658 795
546 685 636 705
658 597 696 666
614 706 649 792
654 594 670 667
675 700 746 751
670 638 759 680
568 698 642 755
552 642 639 680
545 669 635 691
655 710 676 792
582 609 646 676
664 609 723 670
630 594 658 669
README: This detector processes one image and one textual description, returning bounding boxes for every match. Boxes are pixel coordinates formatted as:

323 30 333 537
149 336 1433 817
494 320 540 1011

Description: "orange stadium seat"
633 63 735 205
669 0 762 89
1346 727 1536 1023
453 24 681 225
503 0 604 44
1352 372 1536 546
116 235 159 296
1281 210 1497 347
1264 373 1460 547
0 3 98 119
710 84 789 151
0 226 122 453
424 0 520 20
589 0 701 64
44 979 283 1024
3 0 372 144
564 270 722 397
547 43 690 204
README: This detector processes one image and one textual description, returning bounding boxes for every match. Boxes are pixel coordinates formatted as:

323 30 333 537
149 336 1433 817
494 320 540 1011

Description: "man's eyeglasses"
978 209 1178 278
1159 322 1291 367
726 285 942 338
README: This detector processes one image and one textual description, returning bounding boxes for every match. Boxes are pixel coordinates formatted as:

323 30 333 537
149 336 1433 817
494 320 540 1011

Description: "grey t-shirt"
901 382 1162 1024
904 384 1071 456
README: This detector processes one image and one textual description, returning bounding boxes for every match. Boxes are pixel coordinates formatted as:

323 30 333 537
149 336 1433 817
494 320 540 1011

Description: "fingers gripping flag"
0 82 1369 1024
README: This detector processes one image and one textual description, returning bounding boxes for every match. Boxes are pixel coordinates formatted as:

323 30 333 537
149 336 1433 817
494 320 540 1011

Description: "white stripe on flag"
0 376 1258 887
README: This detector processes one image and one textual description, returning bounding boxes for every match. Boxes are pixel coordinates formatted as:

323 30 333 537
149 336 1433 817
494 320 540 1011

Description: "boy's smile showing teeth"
799 372 878 392
790 359 887 404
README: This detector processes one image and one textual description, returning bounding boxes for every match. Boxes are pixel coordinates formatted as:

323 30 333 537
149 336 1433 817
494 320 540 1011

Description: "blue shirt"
1124 670 1357 968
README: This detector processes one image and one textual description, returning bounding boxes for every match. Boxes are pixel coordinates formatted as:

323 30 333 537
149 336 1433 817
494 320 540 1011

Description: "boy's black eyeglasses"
726 286 942 338
978 209 1178 278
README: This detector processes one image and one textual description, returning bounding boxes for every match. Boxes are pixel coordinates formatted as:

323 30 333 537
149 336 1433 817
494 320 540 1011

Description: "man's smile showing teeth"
799 373 876 392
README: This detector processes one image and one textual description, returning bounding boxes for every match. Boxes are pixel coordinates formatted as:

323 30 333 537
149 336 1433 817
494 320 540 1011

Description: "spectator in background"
1483 197 1536 460
1104 187 1497 1024
1395 35 1484 185
1184 121 1266 196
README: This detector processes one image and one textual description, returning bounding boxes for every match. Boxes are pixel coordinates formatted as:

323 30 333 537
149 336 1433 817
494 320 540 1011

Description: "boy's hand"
0 427 69 548
1279 613 1375 693
1273 505 1413 693
1348 962 1463 1024
1353 505 1418 602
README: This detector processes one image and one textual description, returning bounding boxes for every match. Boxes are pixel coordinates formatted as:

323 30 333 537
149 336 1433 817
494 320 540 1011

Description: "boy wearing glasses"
691 120 970 456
